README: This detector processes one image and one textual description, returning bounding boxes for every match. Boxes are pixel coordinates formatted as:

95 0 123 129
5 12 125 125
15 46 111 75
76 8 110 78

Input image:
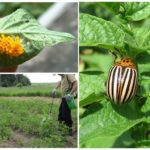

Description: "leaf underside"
0 9 74 67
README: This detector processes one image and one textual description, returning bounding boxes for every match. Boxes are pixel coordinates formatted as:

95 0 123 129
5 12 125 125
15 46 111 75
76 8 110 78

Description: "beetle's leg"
110 50 117 63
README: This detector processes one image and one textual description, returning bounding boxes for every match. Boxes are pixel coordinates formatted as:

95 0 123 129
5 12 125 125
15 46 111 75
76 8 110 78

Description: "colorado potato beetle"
106 58 137 104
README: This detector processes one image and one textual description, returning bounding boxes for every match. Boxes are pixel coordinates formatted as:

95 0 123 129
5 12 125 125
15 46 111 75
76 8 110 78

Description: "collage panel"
0 73 78 148
79 2 150 148
0 2 78 72
0 1 79 149
0 0 150 149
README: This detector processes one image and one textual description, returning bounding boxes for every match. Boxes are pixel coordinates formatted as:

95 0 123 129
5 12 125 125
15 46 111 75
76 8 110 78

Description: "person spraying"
52 74 77 135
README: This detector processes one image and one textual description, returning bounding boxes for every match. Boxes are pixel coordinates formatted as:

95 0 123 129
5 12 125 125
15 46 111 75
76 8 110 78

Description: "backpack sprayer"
64 90 76 110
64 75 77 110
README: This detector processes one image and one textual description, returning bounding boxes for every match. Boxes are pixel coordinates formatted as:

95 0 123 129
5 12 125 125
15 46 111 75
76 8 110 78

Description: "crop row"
0 99 77 147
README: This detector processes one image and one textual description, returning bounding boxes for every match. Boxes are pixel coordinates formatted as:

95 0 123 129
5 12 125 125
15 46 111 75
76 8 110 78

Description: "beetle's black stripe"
111 66 118 102
117 67 121 102
118 67 124 103
121 69 132 103
115 66 122 103
107 66 116 101
114 66 121 103
125 69 135 102
128 71 136 100
121 66 126 77
119 68 129 103
122 69 133 103
129 69 137 100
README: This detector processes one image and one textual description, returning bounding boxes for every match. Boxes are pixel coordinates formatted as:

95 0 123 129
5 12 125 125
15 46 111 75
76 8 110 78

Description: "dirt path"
0 130 35 148
0 129 77 148
66 131 77 148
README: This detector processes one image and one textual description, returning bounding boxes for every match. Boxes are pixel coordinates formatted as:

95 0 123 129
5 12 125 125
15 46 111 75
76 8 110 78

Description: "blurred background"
80 2 117 20
0 2 78 72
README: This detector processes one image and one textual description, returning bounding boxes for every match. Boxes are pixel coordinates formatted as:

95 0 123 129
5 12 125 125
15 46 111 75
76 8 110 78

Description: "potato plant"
79 2 150 148
0 98 77 147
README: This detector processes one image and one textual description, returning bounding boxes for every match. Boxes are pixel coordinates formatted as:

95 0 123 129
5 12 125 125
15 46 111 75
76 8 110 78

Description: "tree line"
0 74 31 87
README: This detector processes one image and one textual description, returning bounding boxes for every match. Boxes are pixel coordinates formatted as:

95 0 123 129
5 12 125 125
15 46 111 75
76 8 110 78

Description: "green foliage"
80 99 145 148
16 83 23 87
27 137 64 148
0 8 74 67
0 74 31 87
0 83 61 97
80 2 121 20
0 121 12 140
80 13 125 50
80 71 105 107
15 74 31 86
80 2 150 148
0 74 16 87
0 98 77 147
121 2 150 21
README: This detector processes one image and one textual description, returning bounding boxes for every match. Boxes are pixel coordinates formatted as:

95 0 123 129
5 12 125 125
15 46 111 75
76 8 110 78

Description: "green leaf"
136 51 150 64
122 2 150 21
80 100 144 148
79 71 106 105
130 123 150 147
138 64 150 77
139 79 150 98
129 19 150 51
79 108 86 117
99 3 121 14
123 24 150 57
80 93 105 107
79 13 125 50
118 4 150 54
0 9 74 67
136 140 150 148
80 52 114 74
141 96 150 115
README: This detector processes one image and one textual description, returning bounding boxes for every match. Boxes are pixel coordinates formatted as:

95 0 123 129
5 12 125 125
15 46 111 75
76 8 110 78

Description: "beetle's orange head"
114 57 136 69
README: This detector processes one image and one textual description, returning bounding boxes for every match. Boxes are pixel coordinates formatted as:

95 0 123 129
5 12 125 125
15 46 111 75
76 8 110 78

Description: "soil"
65 130 78 147
0 130 36 148
0 129 77 148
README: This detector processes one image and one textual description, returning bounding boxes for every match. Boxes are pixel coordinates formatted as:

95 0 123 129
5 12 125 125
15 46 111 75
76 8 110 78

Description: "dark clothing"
58 98 73 127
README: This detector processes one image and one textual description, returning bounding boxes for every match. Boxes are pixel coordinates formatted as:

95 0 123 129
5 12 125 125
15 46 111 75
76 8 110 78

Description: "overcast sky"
23 73 78 83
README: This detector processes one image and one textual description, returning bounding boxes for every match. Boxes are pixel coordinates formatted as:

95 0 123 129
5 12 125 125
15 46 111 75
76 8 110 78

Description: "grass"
0 98 77 147
0 83 61 97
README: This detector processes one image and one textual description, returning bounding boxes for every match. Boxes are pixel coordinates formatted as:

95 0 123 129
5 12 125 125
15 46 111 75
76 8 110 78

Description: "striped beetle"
106 58 137 104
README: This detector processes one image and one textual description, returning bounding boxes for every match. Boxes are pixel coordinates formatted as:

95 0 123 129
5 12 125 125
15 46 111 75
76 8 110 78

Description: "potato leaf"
80 71 105 105
80 100 144 148
122 2 150 21
80 13 125 50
